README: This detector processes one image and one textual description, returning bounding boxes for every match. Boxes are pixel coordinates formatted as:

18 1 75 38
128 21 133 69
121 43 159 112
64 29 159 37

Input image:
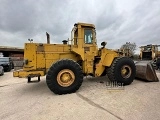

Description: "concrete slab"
0 71 160 120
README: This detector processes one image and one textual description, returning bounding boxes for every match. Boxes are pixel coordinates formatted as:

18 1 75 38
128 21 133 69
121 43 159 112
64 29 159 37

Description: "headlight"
23 59 28 65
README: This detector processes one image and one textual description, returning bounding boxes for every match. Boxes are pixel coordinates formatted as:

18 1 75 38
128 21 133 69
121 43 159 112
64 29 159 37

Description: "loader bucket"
135 61 159 82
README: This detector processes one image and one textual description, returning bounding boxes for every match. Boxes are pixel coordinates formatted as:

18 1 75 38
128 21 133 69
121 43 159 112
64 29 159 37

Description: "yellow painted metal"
83 44 98 74
77 22 95 28
23 43 78 70
57 69 75 87
71 23 97 61
139 44 160 60
102 53 118 66
13 70 45 78
23 43 37 71
121 65 132 79
95 62 105 77
13 22 120 79
36 53 45 69
95 48 119 76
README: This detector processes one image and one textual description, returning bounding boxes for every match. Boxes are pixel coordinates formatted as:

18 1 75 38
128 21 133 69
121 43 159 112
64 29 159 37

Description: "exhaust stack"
46 32 50 44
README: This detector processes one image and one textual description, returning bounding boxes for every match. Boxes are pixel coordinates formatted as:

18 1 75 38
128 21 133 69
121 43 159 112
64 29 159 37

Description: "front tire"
106 57 136 85
46 59 83 95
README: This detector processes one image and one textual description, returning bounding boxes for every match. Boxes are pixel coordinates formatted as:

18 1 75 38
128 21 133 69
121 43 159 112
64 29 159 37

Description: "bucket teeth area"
135 61 159 82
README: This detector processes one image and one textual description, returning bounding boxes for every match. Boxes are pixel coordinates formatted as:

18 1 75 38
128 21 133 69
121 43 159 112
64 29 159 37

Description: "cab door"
83 29 97 74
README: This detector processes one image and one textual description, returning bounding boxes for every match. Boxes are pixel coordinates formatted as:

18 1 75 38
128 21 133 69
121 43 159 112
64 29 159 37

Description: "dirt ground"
0 71 160 120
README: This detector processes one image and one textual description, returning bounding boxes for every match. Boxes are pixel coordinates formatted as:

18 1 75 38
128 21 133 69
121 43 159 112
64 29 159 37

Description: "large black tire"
106 57 136 85
46 59 83 95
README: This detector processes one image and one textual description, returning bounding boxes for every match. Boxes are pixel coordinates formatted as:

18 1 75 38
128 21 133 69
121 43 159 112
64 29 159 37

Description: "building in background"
0 46 24 58
0 46 24 70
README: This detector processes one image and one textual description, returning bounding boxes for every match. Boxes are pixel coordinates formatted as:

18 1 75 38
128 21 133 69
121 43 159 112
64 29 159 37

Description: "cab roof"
74 22 95 28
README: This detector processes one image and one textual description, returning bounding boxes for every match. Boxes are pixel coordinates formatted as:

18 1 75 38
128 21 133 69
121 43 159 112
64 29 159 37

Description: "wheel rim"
57 69 75 87
121 65 132 79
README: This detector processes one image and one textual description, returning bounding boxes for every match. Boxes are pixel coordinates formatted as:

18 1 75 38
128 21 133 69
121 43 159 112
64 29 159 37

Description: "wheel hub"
57 69 75 87
121 65 132 79
61 73 71 83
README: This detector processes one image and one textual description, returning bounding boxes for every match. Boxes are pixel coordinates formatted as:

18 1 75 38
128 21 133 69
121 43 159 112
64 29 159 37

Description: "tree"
120 42 137 57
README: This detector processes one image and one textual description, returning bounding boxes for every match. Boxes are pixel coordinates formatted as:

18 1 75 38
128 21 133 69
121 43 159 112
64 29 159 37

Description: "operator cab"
71 23 97 46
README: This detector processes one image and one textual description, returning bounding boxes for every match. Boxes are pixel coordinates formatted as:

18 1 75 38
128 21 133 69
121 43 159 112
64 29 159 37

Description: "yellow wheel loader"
139 44 160 60
135 44 160 81
13 22 158 95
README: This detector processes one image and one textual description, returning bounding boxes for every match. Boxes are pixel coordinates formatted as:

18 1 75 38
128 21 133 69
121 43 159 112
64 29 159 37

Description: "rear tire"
46 59 83 95
106 57 136 85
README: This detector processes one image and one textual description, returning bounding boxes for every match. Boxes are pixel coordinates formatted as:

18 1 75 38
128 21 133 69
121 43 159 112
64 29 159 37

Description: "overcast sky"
0 0 160 53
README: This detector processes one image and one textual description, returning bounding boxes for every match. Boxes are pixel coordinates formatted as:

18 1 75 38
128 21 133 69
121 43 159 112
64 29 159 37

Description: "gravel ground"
0 70 160 120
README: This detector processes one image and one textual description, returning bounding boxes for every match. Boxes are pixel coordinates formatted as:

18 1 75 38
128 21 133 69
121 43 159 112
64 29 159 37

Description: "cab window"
84 29 93 44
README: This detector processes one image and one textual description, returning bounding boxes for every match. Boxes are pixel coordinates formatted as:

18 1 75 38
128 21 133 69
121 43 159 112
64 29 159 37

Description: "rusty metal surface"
135 61 159 82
